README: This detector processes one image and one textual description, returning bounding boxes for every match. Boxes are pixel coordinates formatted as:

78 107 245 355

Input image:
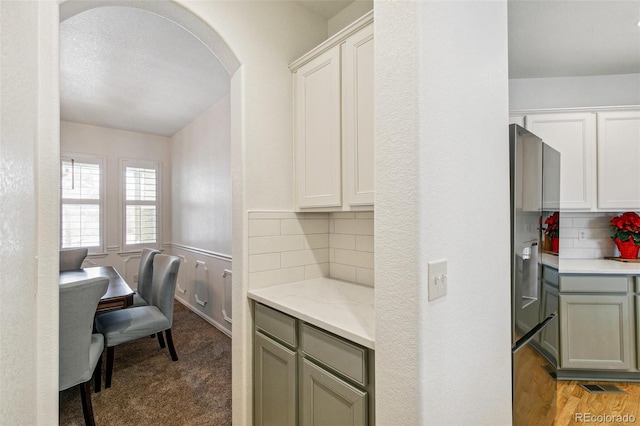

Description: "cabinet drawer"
559 275 629 293
301 323 367 387
543 266 559 287
255 303 297 348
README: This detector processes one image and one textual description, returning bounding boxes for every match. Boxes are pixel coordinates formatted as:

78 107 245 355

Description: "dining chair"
59 277 109 426
95 254 181 388
59 247 89 272
131 248 161 307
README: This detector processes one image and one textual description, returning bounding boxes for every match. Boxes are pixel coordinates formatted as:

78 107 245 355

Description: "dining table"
59 266 134 312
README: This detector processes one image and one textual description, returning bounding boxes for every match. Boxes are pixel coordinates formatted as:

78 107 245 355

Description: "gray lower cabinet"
254 332 297 426
254 302 373 426
559 274 633 370
540 283 559 364
300 359 367 426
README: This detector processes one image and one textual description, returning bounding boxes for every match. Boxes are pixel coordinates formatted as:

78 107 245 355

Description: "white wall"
60 121 172 283
170 95 233 335
510 73 640 110
328 0 373 37
376 1 512 425
0 1 59 423
145 2 329 425
171 95 231 255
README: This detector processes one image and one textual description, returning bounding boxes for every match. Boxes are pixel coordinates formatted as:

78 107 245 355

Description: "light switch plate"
428 259 447 301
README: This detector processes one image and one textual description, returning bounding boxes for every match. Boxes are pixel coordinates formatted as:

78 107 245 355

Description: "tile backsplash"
248 211 374 289
559 212 617 259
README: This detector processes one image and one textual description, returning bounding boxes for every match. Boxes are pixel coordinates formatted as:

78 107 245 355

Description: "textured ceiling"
60 2 640 137
60 6 230 137
508 0 640 78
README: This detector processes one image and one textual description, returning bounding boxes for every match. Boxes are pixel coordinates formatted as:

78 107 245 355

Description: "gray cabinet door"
540 283 559 364
560 294 632 370
300 359 367 426
254 332 297 426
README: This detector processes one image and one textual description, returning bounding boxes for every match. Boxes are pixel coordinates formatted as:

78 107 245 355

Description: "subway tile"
249 219 281 237
305 263 329 279
330 263 357 283
249 236 281 255
560 228 580 238
355 212 374 219
329 218 335 234
574 238 614 249
281 249 329 268
559 218 573 229
357 251 375 269
334 219 356 234
334 249 358 266
330 234 356 250
559 248 597 259
329 248 335 263
302 212 330 219
355 235 374 252
356 267 375 287
355 219 374 236
331 212 356 219
281 219 303 235
300 219 329 234
249 253 281 273
281 235 306 252
249 267 305 289
249 211 297 219
304 234 329 249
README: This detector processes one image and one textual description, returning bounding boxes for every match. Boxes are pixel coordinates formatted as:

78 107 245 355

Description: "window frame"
59 153 106 254
120 158 162 252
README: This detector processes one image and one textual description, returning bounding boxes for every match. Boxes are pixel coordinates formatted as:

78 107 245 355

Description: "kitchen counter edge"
247 277 375 350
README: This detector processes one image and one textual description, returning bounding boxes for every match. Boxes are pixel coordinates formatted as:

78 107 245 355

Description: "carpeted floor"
59 302 232 425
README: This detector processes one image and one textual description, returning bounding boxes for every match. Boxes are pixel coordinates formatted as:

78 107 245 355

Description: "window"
121 159 161 251
60 155 105 253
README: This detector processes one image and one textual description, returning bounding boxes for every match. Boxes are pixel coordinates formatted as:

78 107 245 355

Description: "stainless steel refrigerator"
510 124 560 426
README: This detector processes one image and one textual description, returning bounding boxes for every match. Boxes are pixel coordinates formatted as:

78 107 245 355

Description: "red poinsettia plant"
610 212 640 244
544 212 559 238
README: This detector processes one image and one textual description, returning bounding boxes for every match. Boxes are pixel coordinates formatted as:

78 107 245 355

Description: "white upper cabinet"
343 24 374 208
597 110 640 210
294 48 342 209
291 12 374 211
526 113 597 211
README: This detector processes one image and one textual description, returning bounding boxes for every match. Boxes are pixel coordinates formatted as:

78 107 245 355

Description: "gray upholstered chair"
59 277 109 426
131 248 161 307
95 254 181 388
59 247 89 272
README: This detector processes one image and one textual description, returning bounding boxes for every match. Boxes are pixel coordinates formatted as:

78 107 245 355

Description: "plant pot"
551 237 559 254
614 238 640 259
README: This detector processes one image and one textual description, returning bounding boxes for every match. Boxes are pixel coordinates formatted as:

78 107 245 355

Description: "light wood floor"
514 344 640 425
556 380 640 425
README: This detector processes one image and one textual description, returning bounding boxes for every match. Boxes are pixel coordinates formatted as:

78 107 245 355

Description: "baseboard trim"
175 297 232 338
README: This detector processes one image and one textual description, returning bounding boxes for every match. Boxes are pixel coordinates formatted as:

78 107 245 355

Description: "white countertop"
247 277 375 349
541 253 640 275
559 258 640 275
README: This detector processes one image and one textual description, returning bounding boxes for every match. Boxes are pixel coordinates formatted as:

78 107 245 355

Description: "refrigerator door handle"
513 313 556 353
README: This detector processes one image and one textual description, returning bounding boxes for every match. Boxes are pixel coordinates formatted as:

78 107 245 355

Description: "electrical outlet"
428 259 447 301
579 230 586 240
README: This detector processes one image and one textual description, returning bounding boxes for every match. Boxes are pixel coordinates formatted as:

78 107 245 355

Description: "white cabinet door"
597 110 640 210
294 47 342 209
343 24 374 208
526 113 597 210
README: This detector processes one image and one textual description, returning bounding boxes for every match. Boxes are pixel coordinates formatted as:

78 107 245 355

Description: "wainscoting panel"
171 244 232 337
